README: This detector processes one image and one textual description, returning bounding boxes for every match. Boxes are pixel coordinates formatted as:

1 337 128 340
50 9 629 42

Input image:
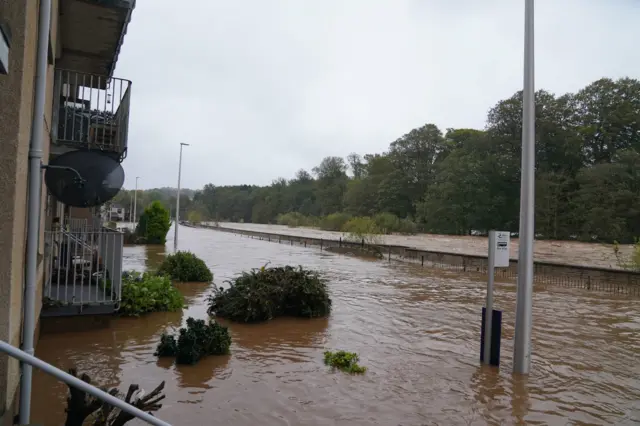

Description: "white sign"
492 231 510 268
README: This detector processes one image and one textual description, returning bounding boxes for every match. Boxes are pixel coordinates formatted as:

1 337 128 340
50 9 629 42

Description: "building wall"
0 0 58 421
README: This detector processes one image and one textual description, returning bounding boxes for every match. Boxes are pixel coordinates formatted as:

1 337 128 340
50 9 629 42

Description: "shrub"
373 212 400 234
155 317 231 365
187 210 203 225
341 216 382 244
613 238 640 271
398 217 418 235
157 251 213 282
276 212 316 228
136 201 171 244
119 271 184 316
106 221 118 229
208 265 331 323
319 213 352 231
323 350 366 374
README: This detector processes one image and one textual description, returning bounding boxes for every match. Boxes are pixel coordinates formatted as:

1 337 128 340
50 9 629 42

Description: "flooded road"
32 226 640 425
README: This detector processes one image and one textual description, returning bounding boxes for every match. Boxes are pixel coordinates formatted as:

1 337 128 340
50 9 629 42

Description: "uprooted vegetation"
207 265 332 323
155 317 231 365
323 350 367 374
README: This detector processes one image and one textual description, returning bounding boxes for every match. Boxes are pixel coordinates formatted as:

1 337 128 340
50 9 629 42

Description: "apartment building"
0 0 135 424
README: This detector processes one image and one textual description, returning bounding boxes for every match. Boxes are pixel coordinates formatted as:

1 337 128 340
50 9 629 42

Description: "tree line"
138 77 640 243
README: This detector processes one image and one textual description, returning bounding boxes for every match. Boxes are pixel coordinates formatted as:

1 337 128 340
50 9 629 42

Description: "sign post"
482 230 510 366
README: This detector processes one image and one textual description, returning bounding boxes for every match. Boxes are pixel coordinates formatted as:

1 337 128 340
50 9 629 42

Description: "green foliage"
136 201 171 244
319 213 352 231
155 317 231 365
208 265 331 323
119 271 184 316
341 217 382 244
323 350 367 374
187 77 640 244
613 239 640 272
187 210 203 224
276 212 318 228
157 251 213 282
106 221 118 229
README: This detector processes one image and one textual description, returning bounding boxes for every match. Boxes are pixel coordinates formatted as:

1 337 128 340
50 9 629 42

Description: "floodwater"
31 225 640 425
212 222 630 270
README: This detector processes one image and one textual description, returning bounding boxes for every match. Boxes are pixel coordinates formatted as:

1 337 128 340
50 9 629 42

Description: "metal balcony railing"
44 226 124 314
52 68 132 160
0 340 171 426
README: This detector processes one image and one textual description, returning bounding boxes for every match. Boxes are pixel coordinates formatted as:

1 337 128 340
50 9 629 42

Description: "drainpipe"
20 0 52 422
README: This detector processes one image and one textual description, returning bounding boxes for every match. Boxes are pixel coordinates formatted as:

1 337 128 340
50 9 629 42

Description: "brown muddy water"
32 226 640 425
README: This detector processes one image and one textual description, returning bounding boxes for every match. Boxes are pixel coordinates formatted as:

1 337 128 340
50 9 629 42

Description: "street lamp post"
513 0 536 375
133 176 140 229
174 143 189 252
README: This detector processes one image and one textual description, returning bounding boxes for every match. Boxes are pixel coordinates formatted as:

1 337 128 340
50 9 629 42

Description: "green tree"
136 201 171 244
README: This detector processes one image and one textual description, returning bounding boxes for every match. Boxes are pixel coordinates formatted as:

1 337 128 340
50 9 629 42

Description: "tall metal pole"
513 0 536 375
133 176 140 228
483 231 496 364
129 191 133 222
20 0 52 421
174 143 189 252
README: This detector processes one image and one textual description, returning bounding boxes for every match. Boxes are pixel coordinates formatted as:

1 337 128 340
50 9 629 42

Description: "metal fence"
44 227 124 307
200 224 640 297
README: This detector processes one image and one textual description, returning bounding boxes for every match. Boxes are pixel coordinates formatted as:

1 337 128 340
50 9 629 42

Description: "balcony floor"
43 283 117 317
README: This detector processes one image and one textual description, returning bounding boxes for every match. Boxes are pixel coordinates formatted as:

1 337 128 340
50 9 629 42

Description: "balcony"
43 223 124 317
51 68 132 161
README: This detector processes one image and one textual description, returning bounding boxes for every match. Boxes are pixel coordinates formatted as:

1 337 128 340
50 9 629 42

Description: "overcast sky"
116 0 639 190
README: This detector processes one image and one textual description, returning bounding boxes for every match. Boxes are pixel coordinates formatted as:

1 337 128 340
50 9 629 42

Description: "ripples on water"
31 226 640 425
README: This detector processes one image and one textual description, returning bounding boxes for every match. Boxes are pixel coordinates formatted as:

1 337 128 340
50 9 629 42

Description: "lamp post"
133 176 140 229
513 0 536 375
174 143 189 252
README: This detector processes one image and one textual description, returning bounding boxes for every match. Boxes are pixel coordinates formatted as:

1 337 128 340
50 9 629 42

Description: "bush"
155 317 231 365
398 217 418 235
341 216 382 244
136 201 171 244
319 213 352 231
323 350 366 374
157 251 213 282
373 213 400 234
106 221 118 229
187 210 204 225
208 265 331 323
119 271 184 316
613 238 640 271
276 212 317 228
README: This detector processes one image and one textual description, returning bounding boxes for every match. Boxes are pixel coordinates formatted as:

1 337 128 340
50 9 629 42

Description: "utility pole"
133 176 140 228
513 0 536 375
174 143 189 251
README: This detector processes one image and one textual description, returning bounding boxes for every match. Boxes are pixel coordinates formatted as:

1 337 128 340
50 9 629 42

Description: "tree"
176 76 640 244
136 201 171 244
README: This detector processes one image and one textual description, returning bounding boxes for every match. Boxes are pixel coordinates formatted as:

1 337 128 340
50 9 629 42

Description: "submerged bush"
323 350 367 374
372 213 400 234
276 212 317 228
157 251 213 282
319 213 352 231
613 238 640 272
341 216 382 244
155 317 231 365
208 265 331 323
119 271 184 316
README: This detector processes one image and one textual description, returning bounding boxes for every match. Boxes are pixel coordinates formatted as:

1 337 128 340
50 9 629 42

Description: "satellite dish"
45 150 125 207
